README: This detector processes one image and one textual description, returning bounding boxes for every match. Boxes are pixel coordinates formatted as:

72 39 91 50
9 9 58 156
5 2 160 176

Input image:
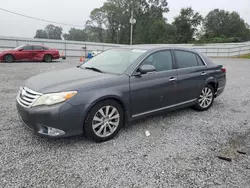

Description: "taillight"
221 67 226 73
219 65 226 73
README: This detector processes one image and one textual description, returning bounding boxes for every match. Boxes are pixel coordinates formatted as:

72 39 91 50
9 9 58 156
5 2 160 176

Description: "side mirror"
138 64 156 75
19 49 23 51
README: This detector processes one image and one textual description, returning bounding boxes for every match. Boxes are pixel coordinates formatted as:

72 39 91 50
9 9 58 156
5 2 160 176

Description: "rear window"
175 50 205 68
175 51 198 68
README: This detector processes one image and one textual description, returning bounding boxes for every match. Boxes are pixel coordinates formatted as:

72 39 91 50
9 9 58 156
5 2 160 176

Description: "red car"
0 44 60 63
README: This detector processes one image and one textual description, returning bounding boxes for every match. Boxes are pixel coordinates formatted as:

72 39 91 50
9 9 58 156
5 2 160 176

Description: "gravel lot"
0 58 250 188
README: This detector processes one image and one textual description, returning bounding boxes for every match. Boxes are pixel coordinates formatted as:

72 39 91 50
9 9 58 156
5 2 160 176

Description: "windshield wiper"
84 67 104 73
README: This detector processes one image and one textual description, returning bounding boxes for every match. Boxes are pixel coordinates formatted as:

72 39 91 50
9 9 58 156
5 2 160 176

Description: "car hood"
1 50 16 53
24 67 118 93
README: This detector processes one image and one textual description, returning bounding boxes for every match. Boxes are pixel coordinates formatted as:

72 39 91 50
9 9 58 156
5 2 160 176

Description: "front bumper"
0 54 3 62
16 100 84 138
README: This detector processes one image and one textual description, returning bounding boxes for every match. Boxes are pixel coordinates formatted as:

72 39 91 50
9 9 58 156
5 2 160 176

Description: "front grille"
17 87 42 108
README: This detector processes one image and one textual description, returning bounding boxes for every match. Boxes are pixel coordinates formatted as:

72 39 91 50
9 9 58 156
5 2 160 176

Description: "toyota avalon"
16 46 226 142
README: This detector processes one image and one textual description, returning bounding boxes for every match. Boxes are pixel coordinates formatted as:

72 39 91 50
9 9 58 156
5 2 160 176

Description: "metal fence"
0 36 249 57
0 36 126 57
138 43 250 57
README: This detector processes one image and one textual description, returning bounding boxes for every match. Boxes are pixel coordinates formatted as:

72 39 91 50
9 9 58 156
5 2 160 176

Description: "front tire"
193 84 215 111
43 54 52 63
83 100 124 142
4 54 14 63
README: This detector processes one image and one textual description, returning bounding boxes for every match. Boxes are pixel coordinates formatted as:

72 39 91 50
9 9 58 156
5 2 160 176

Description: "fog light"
47 127 65 136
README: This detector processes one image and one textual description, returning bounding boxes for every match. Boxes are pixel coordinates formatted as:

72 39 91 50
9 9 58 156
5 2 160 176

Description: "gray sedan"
16 46 226 142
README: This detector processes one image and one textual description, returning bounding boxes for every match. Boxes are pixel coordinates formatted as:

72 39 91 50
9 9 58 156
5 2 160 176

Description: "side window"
22 45 33 51
175 50 199 69
43 47 49 50
196 55 205 66
34 46 44 50
142 51 173 72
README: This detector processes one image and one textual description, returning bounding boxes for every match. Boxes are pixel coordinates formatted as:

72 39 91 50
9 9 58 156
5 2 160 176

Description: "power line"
0 7 85 28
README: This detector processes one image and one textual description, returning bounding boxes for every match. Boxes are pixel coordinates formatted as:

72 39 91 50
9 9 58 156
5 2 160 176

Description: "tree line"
34 0 250 44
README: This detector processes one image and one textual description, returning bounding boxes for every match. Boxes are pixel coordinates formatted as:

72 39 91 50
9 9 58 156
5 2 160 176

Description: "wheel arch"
205 77 218 93
3 53 15 60
82 95 129 126
43 54 52 60
44 53 52 56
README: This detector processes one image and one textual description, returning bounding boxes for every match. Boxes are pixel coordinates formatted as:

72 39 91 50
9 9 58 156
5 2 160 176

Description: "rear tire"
4 54 14 63
43 54 52 63
83 100 124 142
193 84 215 111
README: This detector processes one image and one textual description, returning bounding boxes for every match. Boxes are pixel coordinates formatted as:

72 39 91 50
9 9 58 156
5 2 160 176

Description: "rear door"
130 50 178 117
174 50 208 103
33 45 46 60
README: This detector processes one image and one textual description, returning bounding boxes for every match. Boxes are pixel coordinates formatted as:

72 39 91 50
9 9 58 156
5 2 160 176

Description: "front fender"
67 79 131 125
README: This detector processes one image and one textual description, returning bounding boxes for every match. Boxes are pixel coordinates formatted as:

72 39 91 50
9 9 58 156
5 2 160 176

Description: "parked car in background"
16 46 226 142
0 44 60 63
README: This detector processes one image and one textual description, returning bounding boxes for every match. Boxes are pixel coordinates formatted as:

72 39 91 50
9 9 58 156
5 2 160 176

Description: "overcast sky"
0 0 249 38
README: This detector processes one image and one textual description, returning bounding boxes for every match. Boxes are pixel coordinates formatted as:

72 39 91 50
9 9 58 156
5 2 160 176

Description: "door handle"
169 77 177 81
201 72 207 76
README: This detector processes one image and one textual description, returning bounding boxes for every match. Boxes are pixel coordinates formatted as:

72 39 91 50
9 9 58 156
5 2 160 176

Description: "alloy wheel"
92 105 120 138
4 55 14 63
198 87 213 108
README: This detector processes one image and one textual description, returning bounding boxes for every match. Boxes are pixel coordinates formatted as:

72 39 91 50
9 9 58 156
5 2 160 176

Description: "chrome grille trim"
16 87 42 108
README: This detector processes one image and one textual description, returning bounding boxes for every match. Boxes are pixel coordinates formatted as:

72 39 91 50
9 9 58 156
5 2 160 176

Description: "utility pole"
117 30 119 44
129 2 136 45
117 24 121 44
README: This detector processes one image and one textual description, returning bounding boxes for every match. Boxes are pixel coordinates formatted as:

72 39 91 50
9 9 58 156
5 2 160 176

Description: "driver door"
17 45 33 60
130 50 178 118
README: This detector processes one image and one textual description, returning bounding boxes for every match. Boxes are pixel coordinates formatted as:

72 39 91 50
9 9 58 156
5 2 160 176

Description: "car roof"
120 44 198 53
25 44 49 48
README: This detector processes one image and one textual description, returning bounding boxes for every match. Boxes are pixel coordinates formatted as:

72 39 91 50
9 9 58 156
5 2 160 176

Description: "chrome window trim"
132 99 197 118
196 53 207 66
130 49 208 76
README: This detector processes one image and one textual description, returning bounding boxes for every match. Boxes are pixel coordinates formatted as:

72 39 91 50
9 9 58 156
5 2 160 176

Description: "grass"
238 54 250 59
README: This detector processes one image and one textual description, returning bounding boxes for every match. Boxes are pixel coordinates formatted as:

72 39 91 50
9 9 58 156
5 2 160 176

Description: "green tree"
63 28 87 41
86 8 107 42
34 29 48 39
203 9 250 41
86 0 171 44
45 24 63 40
173 7 203 43
34 24 63 40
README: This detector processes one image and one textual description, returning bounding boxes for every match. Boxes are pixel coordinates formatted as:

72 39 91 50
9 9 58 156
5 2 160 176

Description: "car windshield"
81 48 147 74
14 45 25 50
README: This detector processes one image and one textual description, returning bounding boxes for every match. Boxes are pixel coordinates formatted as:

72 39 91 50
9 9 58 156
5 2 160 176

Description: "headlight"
32 91 77 107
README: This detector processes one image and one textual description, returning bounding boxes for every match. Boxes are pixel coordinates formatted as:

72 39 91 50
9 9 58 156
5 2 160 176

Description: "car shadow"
31 107 193 146
12 61 64 63
27 101 222 146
